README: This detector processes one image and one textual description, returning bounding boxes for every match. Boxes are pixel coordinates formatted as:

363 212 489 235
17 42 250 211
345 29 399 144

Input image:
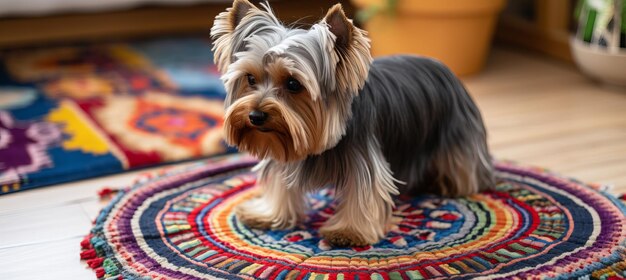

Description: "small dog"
211 0 494 247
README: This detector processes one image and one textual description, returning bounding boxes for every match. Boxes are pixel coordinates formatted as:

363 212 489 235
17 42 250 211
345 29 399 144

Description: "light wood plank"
0 204 92 249
0 162 194 214
0 237 96 280
464 47 626 194
80 200 111 221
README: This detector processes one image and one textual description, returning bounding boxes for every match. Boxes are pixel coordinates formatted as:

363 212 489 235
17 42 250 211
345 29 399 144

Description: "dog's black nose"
248 110 268 126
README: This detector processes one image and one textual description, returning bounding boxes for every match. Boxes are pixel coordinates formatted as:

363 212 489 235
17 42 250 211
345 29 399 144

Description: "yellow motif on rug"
46 101 112 156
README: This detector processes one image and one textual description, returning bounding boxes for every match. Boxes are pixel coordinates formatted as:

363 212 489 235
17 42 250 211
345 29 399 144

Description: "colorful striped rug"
80 155 626 279
0 36 234 195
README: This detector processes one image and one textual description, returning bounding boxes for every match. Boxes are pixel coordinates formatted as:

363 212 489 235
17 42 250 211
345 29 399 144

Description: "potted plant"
571 0 626 86
352 0 506 76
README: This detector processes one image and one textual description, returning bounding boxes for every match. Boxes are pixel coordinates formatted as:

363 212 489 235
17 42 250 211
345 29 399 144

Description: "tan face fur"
212 0 372 162
222 57 328 162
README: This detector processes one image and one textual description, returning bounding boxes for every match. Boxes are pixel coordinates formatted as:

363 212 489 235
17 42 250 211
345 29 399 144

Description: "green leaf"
356 5 382 23
584 8 597 42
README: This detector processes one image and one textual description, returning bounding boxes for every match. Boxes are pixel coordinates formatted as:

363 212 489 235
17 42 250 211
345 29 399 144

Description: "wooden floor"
0 46 625 279
464 47 626 194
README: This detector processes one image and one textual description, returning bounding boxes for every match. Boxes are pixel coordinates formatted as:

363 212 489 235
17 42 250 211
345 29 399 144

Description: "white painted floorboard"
0 237 95 280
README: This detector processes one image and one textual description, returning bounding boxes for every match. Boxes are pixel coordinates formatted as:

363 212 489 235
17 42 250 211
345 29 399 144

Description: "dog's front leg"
320 145 399 247
235 161 306 230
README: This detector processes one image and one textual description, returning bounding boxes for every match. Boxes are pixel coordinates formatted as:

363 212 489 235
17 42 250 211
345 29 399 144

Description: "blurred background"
0 0 623 76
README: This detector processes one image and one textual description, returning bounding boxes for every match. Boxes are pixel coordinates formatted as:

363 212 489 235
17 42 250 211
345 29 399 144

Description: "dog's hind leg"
428 135 494 197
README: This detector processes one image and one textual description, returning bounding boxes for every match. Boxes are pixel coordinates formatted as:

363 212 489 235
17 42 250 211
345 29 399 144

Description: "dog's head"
211 0 372 162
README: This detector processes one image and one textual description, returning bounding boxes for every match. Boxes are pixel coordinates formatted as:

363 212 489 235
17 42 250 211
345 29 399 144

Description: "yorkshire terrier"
211 0 494 247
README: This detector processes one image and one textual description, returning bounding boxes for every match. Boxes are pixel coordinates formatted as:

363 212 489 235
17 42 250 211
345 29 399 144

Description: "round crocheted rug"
80 155 626 280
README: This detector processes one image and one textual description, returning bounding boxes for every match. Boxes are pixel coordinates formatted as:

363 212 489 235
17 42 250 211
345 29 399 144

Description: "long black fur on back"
331 55 493 196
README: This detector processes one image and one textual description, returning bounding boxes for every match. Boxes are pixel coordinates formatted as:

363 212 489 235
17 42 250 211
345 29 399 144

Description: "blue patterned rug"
0 36 235 194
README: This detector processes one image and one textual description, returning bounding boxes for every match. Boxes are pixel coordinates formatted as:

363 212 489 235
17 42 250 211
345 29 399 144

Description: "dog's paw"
319 228 372 247
234 204 274 230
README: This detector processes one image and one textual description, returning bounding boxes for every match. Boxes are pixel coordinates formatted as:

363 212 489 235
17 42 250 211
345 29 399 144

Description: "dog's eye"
285 77 302 93
246 74 256 86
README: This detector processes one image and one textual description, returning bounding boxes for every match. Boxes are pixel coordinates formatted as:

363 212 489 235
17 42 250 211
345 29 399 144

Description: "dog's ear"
211 0 268 73
323 4 354 53
323 4 372 95
230 0 255 28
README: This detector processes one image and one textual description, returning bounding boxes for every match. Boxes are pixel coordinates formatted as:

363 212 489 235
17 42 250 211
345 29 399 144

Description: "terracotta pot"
352 0 505 76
